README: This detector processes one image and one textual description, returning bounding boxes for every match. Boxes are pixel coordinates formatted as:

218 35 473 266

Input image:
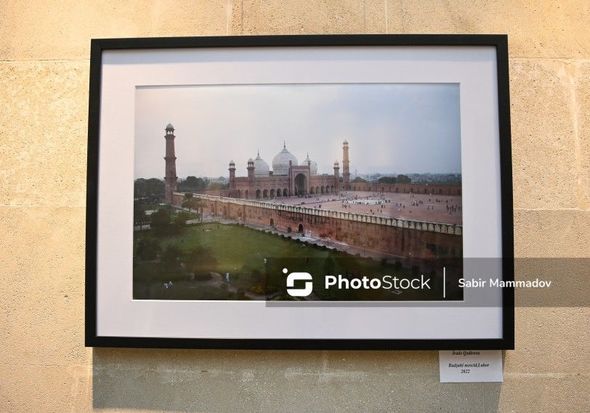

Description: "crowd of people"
266 190 463 224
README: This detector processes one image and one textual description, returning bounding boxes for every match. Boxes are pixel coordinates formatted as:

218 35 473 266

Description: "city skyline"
135 83 461 179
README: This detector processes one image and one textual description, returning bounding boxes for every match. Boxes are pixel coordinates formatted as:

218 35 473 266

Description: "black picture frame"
85 34 514 350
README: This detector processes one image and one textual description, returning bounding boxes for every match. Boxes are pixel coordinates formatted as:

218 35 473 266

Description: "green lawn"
133 223 457 301
158 223 331 273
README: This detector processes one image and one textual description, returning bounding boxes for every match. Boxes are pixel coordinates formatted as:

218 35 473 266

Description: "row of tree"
134 194 205 228
178 176 229 192
134 177 228 202
178 176 209 192
134 178 165 200
349 175 412 185
148 208 195 236
376 174 412 184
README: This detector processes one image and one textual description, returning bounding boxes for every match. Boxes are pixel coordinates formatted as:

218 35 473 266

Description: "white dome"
304 153 318 175
272 143 298 175
254 151 270 177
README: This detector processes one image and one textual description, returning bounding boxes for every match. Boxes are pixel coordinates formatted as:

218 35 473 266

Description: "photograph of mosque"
226 142 342 201
133 84 464 301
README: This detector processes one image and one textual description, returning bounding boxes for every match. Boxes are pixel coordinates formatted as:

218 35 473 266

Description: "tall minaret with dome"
164 123 178 204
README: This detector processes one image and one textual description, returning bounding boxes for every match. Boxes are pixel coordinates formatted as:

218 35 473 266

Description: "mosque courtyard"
264 190 462 226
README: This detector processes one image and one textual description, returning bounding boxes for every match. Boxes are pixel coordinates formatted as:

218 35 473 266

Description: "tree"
182 192 195 211
208 181 228 191
134 203 148 228
179 176 209 192
397 174 411 184
135 237 161 261
161 245 183 270
185 246 218 275
150 208 172 236
192 197 204 222
182 193 204 222
174 211 192 230
378 176 397 184
134 178 165 200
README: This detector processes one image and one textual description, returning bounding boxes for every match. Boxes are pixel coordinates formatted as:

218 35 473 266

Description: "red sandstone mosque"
164 123 461 205
227 140 351 199
164 122 351 202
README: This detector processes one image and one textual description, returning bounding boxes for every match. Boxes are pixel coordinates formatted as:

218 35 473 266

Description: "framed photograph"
86 35 514 349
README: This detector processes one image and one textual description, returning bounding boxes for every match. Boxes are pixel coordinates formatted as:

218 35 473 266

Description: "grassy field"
159 223 331 273
133 223 456 301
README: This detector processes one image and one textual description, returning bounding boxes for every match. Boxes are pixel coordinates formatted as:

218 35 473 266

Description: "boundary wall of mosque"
172 192 462 259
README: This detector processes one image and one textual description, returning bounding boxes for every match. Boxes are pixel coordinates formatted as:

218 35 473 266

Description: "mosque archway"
298 223 304 233
256 189 261 199
283 188 288 197
270 189 275 198
294 174 307 195
263 189 269 198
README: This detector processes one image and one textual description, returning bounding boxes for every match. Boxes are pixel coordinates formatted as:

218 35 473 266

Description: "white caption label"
439 350 503 383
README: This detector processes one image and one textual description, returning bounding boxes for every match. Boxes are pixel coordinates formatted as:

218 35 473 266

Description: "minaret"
247 158 255 191
228 160 236 193
164 123 177 204
342 140 350 190
333 161 340 193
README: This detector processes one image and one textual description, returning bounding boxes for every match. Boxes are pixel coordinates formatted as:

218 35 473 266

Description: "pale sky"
134 84 461 179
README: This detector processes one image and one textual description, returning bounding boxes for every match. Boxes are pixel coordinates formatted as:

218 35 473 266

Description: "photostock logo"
284 268 313 297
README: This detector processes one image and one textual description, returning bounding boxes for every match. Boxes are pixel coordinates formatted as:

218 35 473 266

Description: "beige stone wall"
1 1 589 411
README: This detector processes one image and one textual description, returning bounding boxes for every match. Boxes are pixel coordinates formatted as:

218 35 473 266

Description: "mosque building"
162 123 351 203
227 141 351 199
163 124 459 205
